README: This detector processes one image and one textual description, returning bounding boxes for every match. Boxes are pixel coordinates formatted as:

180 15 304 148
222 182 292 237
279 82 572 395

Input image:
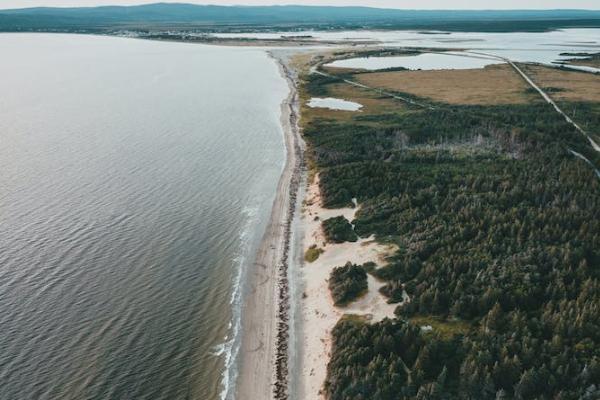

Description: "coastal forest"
329 262 368 306
323 216 358 243
302 58 600 399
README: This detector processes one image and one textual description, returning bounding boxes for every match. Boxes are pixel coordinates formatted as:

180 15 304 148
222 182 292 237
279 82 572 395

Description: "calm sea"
0 34 287 400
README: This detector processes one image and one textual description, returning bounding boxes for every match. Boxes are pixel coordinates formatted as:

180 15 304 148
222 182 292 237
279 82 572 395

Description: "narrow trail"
316 50 600 179
464 50 600 180
312 67 435 110
467 50 600 153
509 60 600 152
315 52 598 152
569 150 600 178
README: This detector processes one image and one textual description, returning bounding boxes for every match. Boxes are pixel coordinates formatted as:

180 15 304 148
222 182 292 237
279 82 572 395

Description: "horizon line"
2 3 600 12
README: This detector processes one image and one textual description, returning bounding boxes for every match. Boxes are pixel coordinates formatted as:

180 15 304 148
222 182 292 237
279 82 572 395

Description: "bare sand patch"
354 64 532 105
300 173 397 400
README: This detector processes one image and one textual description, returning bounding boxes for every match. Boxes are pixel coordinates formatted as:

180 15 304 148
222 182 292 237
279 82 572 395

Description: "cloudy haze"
0 0 598 10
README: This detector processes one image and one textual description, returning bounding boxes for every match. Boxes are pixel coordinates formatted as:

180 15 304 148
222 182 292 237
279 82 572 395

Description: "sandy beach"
237 49 397 400
236 52 304 400
298 174 398 400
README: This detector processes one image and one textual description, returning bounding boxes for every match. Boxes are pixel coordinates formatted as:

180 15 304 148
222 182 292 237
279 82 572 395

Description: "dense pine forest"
301 60 600 399
323 216 358 243
329 262 369 306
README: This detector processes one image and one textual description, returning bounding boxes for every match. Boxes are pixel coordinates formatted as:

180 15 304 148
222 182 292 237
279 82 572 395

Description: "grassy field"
409 315 471 339
295 51 414 128
304 245 324 263
569 59 600 68
522 65 600 102
565 52 600 68
521 65 600 145
302 82 411 126
354 64 536 105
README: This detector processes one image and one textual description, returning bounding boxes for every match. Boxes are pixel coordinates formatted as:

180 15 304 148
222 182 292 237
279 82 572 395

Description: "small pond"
307 97 363 111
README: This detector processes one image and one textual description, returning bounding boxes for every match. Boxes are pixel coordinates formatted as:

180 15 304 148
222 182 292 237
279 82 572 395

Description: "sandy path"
299 174 398 400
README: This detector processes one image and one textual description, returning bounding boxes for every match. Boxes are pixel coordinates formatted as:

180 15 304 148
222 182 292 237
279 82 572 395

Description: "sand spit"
299 173 398 400
235 52 304 400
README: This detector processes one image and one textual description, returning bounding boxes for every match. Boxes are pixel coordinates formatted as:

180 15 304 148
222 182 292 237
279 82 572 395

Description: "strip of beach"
236 51 304 400
237 48 400 400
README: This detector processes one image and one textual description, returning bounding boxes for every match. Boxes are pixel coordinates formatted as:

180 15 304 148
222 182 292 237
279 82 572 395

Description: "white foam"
216 204 261 400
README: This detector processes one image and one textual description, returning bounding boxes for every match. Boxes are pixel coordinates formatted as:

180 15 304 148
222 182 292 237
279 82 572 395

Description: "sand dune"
299 173 397 400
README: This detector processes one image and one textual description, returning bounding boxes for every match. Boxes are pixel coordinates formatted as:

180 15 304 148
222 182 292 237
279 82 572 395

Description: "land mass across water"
1 4 600 33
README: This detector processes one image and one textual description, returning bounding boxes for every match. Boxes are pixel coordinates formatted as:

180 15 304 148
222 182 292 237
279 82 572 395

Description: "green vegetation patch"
322 215 358 243
304 244 324 263
304 73 342 97
561 51 600 67
304 56 600 399
409 315 471 340
329 262 368 306
325 318 463 400
525 86 565 94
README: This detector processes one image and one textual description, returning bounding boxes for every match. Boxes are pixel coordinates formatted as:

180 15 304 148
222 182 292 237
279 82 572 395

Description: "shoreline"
235 50 304 400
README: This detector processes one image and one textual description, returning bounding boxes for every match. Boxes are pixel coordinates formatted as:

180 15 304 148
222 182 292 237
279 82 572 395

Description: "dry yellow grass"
300 80 409 126
523 65 600 102
568 57 600 69
295 49 414 127
323 65 366 75
330 82 407 114
354 64 534 105
289 52 313 74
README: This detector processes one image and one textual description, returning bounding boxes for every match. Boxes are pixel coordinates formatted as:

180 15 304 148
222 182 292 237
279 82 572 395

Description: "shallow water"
307 97 363 111
327 51 503 71
215 28 600 66
0 34 287 400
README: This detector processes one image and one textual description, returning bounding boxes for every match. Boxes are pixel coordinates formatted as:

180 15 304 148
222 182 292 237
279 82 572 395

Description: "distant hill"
1 3 600 32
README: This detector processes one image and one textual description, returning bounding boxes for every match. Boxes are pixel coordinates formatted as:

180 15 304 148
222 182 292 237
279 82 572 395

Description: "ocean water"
215 28 600 66
0 34 288 400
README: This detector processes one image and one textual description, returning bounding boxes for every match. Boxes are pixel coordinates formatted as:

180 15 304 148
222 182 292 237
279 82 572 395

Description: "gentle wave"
216 204 260 400
0 33 288 400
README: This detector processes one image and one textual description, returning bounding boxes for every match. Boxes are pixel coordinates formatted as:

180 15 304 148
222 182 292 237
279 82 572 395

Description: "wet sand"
236 52 303 400
236 49 396 400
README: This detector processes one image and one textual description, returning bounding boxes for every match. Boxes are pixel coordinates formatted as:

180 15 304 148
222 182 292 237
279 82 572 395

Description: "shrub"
329 262 368 306
322 216 358 243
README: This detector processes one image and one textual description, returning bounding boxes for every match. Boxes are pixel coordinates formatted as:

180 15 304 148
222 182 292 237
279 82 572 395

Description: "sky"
0 0 598 9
